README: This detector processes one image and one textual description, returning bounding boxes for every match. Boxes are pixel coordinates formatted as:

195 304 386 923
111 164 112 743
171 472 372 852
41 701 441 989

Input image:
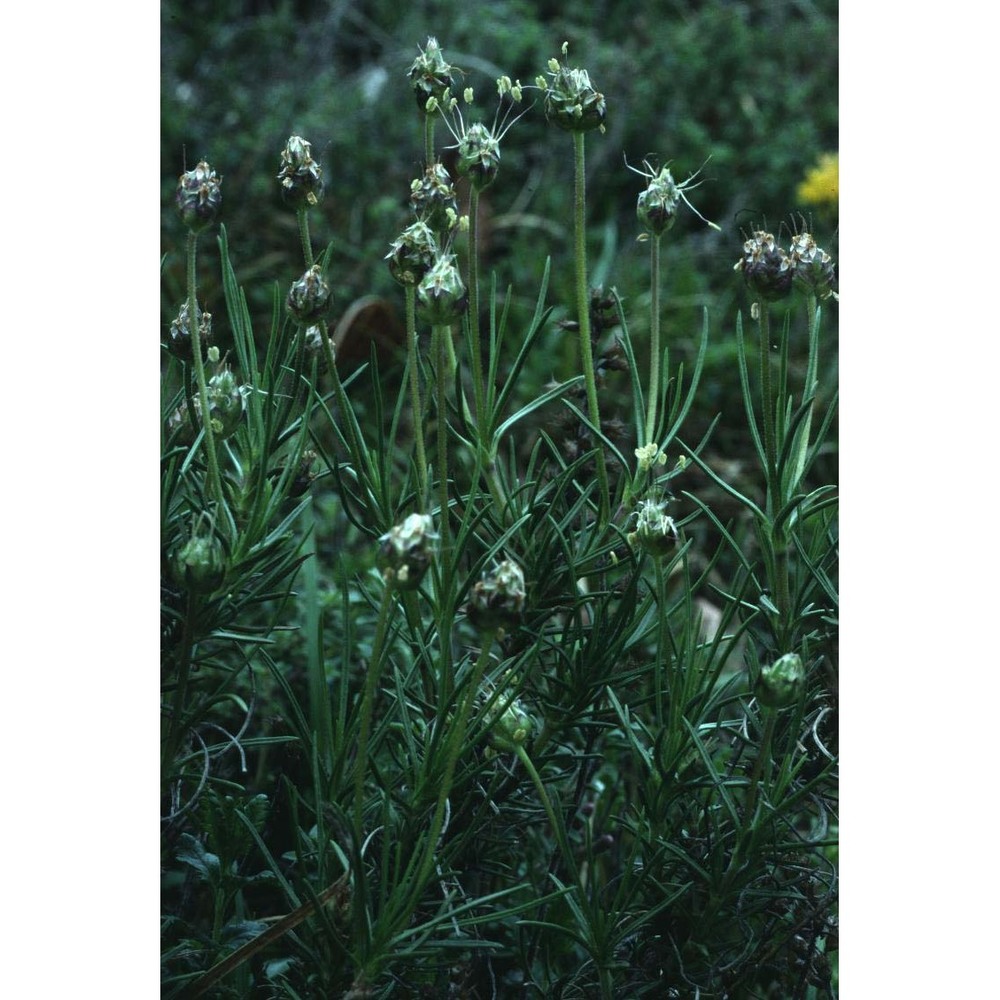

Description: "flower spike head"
489 694 534 751
408 36 454 112
176 160 222 233
410 162 459 241
636 166 680 235
287 264 332 326
167 301 213 361
172 518 227 594
629 156 720 236
457 121 501 191
377 513 437 590
204 365 246 439
788 232 837 300
755 652 805 709
277 135 324 208
542 48 606 133
386 220 439 286
416 253 468 325
735 230 794 302
468 559 526 633
628 496 678 558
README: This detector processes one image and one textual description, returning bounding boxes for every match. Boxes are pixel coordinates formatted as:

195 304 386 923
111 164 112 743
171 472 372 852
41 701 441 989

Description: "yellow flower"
797 153 838 212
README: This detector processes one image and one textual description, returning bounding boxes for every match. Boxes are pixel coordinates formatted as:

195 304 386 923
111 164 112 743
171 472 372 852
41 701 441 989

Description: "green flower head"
541 44 606 134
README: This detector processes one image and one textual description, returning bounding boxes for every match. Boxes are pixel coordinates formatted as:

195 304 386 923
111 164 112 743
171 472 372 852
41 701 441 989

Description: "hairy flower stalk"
572 132 610 523
735 231 792 509
404 286 429 503
442 82 525 516
454 112 502 433
788 231 836 490
387 221 439 503
540 46 610 522
632 158 719 447
278 135 324 266
176 161 226 511
417 253 467 554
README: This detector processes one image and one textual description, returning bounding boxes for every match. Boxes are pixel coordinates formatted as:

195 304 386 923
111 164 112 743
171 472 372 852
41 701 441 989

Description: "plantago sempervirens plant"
164 32 837 999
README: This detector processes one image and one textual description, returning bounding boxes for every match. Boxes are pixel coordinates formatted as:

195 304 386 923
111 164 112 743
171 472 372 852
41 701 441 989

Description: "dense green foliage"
162 5 837 997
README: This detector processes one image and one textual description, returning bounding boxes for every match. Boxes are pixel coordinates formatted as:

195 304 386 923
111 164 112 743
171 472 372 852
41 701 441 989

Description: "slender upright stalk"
572 132 609 524
757 299 791 630
296 206 314 268
645 233 663 445
404 286 429 505
186 231 225 510
466 186 487 433
743 706 778 828
758 299 777 505
424 114 436 169
464 186 511 520
433 323 452 557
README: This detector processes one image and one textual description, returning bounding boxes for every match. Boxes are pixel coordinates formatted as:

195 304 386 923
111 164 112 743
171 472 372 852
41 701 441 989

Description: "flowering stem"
792 292 820 489
433 323 452 557
296 207 314 268
758 299 777 506
466 186 487 434
572 132 609 525
186 231 225 511
424 113 436 169
644 233 663 445
465 187 510 520
404 286 429 505
757 299 791 631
